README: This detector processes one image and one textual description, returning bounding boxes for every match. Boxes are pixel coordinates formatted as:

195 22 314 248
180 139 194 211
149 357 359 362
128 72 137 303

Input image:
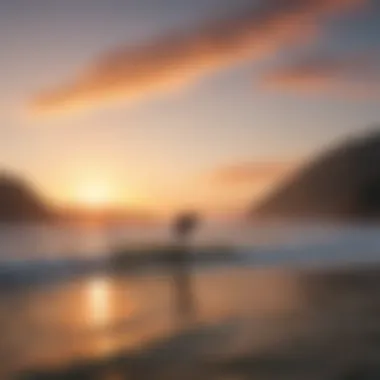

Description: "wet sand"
3 264 380 379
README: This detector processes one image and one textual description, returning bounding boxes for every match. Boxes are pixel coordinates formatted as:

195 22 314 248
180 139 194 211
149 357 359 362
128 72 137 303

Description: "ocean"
1 221 380 266
1 222 380 379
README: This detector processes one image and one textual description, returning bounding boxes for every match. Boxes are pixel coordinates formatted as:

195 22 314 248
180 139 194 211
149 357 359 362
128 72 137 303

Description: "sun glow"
77 182 115 208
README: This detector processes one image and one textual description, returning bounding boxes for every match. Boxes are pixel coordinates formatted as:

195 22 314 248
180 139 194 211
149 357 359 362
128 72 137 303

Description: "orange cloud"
30 0 366 114
262 54 380 97
212 161 297 185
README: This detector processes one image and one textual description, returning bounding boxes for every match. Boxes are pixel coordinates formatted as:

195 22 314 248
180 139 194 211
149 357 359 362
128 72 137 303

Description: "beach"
0 261 379 380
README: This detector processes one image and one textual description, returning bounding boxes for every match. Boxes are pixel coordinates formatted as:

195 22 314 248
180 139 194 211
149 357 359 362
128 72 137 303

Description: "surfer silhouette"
171 212 199 319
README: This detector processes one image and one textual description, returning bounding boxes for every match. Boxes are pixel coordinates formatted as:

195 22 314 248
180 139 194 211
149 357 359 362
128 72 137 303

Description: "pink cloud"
30 0 366 115
262 53 380 98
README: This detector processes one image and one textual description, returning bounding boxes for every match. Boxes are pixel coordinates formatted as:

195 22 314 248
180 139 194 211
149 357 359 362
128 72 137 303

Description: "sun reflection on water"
87 277 112 327
85 276 138 356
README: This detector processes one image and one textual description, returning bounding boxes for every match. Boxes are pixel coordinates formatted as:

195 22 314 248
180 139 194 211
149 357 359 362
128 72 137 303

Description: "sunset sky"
1 0 380 215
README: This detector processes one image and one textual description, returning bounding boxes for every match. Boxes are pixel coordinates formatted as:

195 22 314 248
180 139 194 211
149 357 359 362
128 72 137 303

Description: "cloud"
212 161 297 185
262 53 380 98
30 0 366 114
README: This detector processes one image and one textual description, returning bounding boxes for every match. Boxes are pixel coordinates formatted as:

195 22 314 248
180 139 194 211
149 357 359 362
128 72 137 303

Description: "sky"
1 0 380 216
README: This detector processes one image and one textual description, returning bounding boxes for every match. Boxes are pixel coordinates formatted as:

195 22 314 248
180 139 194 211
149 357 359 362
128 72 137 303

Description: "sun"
77 182 114 208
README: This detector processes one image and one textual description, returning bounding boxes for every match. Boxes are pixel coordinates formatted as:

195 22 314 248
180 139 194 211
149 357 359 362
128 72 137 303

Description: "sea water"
1 221 380 378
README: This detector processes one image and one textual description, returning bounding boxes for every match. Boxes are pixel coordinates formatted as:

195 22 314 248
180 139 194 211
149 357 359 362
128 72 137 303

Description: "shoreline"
10 263 380 380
